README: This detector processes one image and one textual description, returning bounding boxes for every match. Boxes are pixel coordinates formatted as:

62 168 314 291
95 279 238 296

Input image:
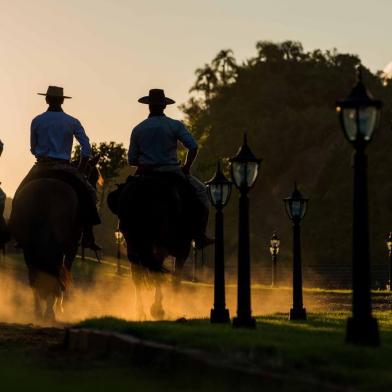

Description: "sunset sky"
1 0 391 195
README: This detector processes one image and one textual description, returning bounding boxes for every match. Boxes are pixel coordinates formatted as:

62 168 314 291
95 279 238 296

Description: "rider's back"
129 115 197 166
31 111 84 160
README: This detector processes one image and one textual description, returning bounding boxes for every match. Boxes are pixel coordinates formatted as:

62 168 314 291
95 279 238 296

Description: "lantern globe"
114 229 123 243
229 134 261 189
336 66 382 145
270 232 280 255
283 183 309 221
206 161 232 208
386 232 392 252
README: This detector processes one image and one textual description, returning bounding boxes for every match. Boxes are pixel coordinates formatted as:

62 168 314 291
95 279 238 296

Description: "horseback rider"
128 88 214 249
16 86 101 250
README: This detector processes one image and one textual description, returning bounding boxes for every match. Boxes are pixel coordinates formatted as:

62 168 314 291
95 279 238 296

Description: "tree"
182 41 392 282
72 141 127 209
190 64 218 100
211 49 238 85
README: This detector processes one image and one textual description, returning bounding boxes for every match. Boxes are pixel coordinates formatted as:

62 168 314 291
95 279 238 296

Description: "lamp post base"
346 317 380 346
289 307 307 321
210 308 230 324
232 315 256 328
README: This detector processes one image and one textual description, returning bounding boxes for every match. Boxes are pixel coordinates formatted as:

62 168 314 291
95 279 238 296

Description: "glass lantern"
229 134 262 189
386 232 392 253
114 228 123 244
336 66 382 145
270 233 280 256
206 161 232 208
284 183 309 221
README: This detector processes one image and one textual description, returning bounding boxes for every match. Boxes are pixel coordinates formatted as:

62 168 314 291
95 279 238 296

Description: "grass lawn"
78 311 392 390
0 324 256 392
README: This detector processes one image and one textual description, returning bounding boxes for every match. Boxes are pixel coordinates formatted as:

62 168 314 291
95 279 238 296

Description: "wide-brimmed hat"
138 89 175 105
38 85 72 99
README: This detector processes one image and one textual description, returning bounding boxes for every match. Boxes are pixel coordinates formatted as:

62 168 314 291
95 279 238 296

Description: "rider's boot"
81 225 102 251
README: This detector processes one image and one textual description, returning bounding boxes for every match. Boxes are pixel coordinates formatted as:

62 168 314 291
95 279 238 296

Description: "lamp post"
230 134 261 328
284 183 308 320
206 160 232 323
114 226 123 275
191 240 197 282
283 183 309 320
336 65 382 345
386 233 392 291
269 233 280 287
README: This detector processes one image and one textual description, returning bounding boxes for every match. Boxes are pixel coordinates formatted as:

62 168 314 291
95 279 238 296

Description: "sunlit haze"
1 0 391 195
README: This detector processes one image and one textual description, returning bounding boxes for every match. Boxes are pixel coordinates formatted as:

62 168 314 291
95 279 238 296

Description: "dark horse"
114 173 194 319
9 161 99 321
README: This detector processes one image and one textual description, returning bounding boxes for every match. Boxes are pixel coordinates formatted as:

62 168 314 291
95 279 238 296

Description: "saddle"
107 172 195 217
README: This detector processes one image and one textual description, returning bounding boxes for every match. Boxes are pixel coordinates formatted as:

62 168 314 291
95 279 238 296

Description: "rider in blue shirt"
128 89 213 249
17 86 101 251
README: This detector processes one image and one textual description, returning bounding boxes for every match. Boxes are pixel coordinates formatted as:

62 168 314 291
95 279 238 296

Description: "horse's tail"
24 214 64 282
11 178 79 292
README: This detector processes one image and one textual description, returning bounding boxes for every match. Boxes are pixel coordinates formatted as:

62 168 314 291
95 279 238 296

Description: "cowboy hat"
138 89 175 105
38 85 71 99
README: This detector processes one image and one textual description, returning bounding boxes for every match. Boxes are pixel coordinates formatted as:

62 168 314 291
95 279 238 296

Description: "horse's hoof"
150 303 165 320
44 311 56 324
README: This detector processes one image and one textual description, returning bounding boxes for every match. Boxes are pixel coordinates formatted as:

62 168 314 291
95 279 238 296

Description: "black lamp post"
114 226 123 275
284 183 308 321
386 233 392 291
206 160 232 323
230 134 261 328
269 233 280 287
336 65 382 346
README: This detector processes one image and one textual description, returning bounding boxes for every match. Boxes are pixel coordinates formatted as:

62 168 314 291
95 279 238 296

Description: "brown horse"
114 173 193 319
9 163 99 322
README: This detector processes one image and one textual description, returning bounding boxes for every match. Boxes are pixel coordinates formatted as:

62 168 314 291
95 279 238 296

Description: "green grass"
78 311 392 390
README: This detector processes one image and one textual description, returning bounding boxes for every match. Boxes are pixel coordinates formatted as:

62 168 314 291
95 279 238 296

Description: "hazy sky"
1 0 391 195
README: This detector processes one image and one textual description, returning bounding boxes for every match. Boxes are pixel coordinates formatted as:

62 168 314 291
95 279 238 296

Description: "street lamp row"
206 135 309 327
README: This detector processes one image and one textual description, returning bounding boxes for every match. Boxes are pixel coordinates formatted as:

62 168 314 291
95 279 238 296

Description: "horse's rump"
117 173 193 269
10 178 81 283
15 163 98 224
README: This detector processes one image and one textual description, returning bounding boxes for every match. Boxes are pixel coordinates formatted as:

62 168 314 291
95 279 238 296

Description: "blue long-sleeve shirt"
128 115 198 166
30 111 91 160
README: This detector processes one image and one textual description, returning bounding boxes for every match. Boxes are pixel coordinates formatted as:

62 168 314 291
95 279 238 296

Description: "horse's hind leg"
33 289 43 320
150 280 165 320
172 256 186 290
131 265 147 320
55 291 64 315
44 294 56 322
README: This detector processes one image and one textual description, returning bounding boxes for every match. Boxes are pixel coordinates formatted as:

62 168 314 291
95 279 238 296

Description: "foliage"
72 141 127 183
182 40 392 270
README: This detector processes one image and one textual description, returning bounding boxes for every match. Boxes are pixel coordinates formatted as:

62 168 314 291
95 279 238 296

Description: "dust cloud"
0 254 337 326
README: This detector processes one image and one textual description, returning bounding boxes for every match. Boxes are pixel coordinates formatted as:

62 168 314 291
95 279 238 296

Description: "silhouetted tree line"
182 40 392 273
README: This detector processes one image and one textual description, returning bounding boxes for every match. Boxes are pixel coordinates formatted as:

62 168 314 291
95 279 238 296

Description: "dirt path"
0 322 65 349
1 322 285 392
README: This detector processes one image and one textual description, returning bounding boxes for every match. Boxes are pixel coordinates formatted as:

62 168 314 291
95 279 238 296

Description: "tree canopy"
182 41 392 271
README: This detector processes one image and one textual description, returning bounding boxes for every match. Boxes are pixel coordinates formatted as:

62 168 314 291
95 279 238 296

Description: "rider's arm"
183 147 198 175
176 121 198 174
73 120 92 159
30 119 37 156
128 129 139 166
73 121 92 174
